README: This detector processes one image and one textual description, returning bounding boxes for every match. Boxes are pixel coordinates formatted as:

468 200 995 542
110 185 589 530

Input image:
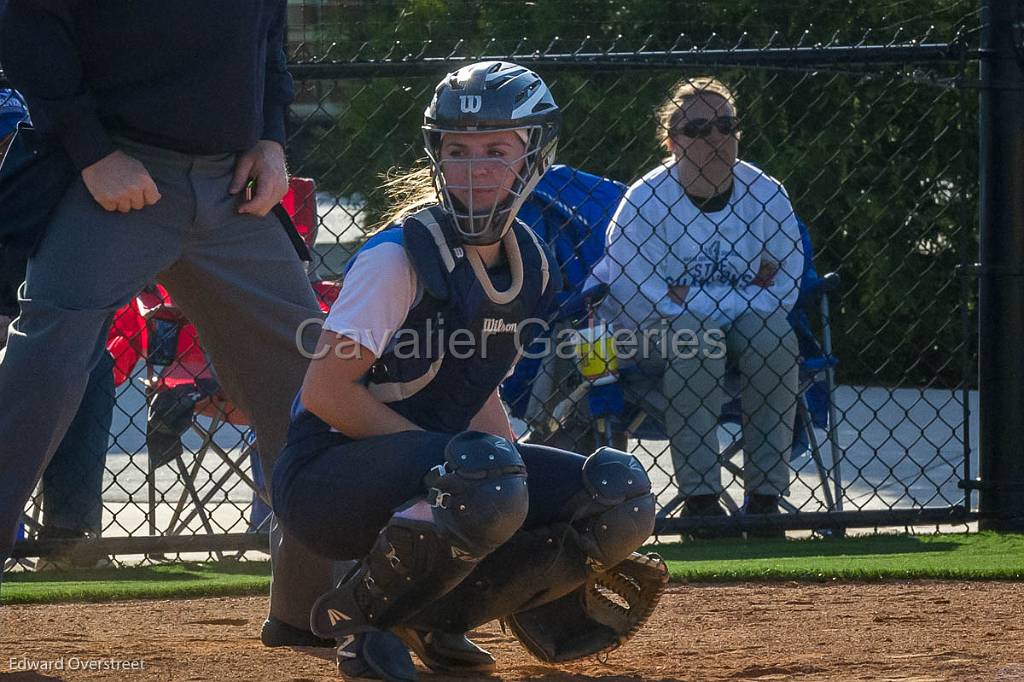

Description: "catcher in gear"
271 61 663 681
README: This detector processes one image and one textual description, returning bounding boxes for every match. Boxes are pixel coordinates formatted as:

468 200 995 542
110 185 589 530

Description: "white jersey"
588 159 804 330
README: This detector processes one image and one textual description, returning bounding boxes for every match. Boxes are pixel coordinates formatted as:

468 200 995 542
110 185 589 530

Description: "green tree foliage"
288 1 979 388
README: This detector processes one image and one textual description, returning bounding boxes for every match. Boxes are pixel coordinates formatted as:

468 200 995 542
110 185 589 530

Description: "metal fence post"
977 0 1024 531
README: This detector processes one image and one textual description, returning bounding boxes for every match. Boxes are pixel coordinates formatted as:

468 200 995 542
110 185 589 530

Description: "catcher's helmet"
423 61 560 245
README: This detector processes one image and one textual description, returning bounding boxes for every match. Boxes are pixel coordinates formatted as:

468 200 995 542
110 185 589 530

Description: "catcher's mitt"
504 551 668 663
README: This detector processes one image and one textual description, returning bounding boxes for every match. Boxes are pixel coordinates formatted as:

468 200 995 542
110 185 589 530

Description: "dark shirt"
0 0 293 170
686 181 734 214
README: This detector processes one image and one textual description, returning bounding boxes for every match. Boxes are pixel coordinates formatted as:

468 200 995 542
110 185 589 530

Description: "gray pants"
0 137 333 628
663 310 798 497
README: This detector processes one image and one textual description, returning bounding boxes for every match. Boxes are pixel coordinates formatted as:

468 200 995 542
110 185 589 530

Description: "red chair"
111 178 341 543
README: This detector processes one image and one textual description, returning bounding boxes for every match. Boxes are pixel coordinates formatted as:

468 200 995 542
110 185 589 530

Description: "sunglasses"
673 116 741 139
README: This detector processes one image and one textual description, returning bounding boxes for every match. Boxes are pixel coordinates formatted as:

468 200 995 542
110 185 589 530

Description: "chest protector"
365 206 555 433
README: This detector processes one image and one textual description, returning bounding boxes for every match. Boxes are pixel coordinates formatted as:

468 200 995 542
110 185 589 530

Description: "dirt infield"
3 582 1023 681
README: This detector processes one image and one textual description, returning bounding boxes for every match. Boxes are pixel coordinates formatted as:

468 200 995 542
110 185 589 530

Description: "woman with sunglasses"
594 76 803 537
271 62 656 680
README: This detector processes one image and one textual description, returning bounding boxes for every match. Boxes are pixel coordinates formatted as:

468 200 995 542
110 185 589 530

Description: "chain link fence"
283 35 979 538
6 17 985 565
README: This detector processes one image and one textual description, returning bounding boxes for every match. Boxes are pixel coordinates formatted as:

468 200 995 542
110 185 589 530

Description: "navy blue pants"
272 429 587 561
40 350 115 535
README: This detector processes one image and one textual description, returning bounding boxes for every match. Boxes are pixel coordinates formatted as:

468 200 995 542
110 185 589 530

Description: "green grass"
1 560 271 605
3 533 1023 605
647 531 1024 582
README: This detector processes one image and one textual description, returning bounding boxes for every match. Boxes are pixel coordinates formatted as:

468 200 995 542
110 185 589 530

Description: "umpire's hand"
229 140 289 217
81 150 162 213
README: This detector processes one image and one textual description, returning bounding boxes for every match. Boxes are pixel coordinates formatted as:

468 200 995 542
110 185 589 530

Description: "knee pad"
424 431 529 558
572 447 656 570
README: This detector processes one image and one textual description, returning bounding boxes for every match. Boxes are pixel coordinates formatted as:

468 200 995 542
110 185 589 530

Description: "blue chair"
502 165 844 518
501 164 627 421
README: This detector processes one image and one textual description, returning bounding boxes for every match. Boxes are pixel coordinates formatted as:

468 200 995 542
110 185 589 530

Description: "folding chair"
502 164 626 428
136 283 254 545
572 269 843 520
503 166 844 520
124 177 340 544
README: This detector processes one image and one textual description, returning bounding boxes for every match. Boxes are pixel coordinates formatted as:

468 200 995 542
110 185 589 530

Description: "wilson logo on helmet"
424 60 561 246
459 95 482 113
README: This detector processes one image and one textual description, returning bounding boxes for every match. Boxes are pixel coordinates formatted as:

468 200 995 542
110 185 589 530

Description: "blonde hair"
371 163 439 234
656 76 736 149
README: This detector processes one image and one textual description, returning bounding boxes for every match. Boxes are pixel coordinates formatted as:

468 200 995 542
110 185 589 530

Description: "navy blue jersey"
289 206 560 442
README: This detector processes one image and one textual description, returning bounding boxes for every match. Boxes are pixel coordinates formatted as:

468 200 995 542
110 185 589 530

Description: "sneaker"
745 494 780 515
336 630 417 681
680 494 741 540
33 528 113 571
260 617 335 648
744 494 785 539
392 625 496 674
35 554 114 571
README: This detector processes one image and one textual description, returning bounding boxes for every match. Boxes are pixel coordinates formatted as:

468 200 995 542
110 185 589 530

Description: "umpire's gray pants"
663 310 798 497
0 137 333 629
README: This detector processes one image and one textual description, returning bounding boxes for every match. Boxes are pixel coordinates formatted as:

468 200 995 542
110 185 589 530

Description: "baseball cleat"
260 617 335 648
392 625 496 674
336 630 417 682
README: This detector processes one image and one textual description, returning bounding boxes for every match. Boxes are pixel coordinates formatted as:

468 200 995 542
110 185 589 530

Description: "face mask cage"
422 125 552 245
